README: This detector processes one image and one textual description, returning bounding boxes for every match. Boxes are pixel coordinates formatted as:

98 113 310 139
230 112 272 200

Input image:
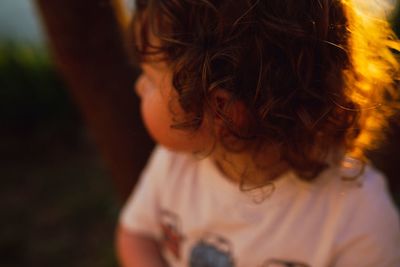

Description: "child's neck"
211 145 289 186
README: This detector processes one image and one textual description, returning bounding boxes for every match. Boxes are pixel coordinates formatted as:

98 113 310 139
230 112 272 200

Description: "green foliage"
0 42 79 132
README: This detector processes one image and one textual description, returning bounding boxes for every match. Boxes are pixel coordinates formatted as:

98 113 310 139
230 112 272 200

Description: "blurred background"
1 1 122 266
0 1 399 267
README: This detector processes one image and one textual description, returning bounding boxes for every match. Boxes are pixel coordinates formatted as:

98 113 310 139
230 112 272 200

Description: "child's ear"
210 89 247 134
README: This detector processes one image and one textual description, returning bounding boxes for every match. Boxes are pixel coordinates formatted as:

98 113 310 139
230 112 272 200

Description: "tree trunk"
35 0 154 202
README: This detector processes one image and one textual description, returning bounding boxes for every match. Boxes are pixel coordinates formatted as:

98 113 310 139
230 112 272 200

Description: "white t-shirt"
120 146 400 267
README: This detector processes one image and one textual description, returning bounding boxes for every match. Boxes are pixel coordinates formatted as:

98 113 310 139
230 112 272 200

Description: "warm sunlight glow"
342 0 400 158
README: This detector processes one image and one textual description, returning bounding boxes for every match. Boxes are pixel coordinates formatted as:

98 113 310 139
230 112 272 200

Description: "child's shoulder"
319 162 399 233
324 164 400 263
317 161 394 206
334 163 392 204
291 160 398 228
349 165 398 218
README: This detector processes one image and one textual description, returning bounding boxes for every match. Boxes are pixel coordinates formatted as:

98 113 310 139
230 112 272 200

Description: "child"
117 0 400 266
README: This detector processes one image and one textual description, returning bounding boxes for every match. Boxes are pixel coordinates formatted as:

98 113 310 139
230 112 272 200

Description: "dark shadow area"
369 118 400 207
0 43 119 267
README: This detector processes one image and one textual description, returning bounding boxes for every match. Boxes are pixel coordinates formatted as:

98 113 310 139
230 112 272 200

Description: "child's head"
131 0 400 181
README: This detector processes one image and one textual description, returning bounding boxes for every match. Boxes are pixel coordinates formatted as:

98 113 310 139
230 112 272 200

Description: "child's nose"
134 74 145 98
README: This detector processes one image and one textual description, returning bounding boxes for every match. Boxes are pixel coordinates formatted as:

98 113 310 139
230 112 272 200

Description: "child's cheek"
140 84 173 144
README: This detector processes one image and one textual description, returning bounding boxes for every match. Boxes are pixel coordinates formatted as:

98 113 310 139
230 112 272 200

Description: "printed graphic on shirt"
261 259 310 267
160 210 184 260
190 233 235 267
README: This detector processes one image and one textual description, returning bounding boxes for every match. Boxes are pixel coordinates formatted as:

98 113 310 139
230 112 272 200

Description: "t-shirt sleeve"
332 172 400 267
119 145 171 239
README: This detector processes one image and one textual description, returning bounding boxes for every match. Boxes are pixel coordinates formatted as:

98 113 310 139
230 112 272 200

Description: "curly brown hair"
130 0 400 181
